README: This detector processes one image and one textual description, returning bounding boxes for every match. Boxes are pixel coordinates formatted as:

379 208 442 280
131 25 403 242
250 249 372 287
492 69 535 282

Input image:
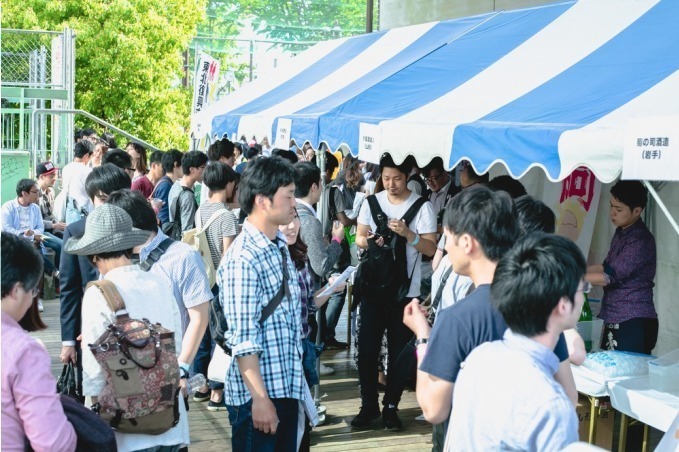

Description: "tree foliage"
2 0 207 150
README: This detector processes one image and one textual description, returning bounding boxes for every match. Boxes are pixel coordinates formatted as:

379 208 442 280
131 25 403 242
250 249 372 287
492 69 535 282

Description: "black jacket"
59 218 99 343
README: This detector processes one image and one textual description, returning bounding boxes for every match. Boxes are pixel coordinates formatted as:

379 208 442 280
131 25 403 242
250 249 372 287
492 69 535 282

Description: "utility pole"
366 0 374 33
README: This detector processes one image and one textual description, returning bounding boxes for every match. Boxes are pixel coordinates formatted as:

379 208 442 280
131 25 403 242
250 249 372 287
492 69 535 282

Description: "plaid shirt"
219 220 304 406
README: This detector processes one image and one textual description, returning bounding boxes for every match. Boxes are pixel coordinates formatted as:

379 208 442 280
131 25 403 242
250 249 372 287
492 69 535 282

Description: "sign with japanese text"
274 118 292 149
623 116 679 181
192 52 220 114
358 123 382 164
542 166 602 258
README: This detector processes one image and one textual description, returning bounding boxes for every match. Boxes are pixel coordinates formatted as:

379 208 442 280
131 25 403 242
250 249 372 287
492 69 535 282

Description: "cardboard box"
576 395 614 450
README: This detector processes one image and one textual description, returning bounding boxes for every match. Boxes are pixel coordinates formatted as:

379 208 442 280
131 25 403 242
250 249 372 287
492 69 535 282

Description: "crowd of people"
1 129 658 451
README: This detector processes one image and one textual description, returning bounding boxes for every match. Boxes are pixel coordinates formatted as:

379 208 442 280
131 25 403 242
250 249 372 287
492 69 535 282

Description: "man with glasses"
219 157 305 451
446 233 584 450
2 179 60 311
421 157 458 218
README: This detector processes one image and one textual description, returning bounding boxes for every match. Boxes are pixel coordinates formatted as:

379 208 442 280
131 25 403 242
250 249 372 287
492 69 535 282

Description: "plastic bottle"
185 373 207 394
579 293 593 352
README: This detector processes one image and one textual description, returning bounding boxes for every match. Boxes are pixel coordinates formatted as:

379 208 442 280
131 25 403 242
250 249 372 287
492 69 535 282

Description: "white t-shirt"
358 190 437 297
61 161 93 211
431 258 473 313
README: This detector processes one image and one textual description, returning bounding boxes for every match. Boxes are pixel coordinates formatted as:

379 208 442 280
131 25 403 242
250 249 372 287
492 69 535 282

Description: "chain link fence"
1 29 64 88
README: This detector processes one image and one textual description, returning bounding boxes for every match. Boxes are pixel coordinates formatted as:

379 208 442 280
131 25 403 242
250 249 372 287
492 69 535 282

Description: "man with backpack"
352 153 437 432
190 161 239 410
166 151 208 240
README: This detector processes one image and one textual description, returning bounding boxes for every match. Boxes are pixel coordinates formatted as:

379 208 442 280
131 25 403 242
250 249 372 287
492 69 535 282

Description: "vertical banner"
192 51 220 114
542 166 602 257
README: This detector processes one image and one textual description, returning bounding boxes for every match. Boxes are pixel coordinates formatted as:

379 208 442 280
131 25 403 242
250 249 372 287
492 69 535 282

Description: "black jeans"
226 397 299 452
357 297 412 409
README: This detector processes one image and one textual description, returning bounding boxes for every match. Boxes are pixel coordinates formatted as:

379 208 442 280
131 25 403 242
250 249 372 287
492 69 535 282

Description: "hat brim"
38 169 57 176
64 229 151 256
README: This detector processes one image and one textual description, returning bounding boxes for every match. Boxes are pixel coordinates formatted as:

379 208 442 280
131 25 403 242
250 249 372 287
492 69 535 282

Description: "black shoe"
382 406 403 432
350 406 380 430
193 388 211 402
207 399 227 411
324 338 348 350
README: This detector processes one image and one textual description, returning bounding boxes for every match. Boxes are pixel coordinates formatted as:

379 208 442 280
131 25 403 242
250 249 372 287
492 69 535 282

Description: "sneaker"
192 388 211 402
319 363 335 376
37 299 44 312
382 406 403 432
324 338 348 350
350 405 380 430
207 399 227 412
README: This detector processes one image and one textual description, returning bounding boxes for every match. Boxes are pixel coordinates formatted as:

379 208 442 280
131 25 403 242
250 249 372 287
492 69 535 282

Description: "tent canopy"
191 0 679 182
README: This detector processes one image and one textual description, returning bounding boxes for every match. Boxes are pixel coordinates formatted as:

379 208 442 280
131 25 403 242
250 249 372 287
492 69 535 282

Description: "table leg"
618 413 629 452
641 422 649 452
588 395 599 444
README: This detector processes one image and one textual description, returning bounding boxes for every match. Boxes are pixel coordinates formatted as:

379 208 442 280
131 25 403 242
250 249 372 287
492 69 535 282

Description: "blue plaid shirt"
219 220 304 406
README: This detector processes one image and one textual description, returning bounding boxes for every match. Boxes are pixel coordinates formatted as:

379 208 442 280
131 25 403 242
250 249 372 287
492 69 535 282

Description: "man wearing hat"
36 161 66 263
64 204 191 451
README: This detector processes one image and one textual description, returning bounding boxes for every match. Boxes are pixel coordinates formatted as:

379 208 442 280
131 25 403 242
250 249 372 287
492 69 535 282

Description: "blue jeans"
42 231 63 269
192 284 224 390
323 287 346 341
227 397 299 452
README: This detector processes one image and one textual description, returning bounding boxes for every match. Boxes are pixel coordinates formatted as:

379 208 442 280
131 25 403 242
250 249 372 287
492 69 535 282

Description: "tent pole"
642 180 679 238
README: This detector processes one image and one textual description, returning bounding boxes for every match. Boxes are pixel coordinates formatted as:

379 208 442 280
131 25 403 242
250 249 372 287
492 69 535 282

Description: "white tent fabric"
191 0 679 183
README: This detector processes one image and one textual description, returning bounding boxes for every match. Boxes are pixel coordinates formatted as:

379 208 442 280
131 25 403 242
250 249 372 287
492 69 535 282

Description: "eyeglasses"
580 281 592 294
424 173 444 184
29 189 39 194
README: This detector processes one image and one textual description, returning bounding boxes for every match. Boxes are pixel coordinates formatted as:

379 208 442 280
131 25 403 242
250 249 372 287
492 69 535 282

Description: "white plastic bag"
207 346 231 384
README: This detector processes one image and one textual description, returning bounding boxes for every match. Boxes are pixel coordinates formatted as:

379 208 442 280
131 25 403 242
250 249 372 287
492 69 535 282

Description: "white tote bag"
207 346 232 384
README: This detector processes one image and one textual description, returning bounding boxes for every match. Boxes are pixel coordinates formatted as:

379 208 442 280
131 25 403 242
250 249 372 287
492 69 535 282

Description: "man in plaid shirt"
219 156 304 451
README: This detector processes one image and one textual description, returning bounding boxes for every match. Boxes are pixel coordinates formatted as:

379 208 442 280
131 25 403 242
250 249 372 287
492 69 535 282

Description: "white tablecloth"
609 376 679 432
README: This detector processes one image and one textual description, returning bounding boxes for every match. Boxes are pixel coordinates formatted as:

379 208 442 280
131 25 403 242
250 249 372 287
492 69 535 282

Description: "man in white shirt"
61 140 94 223
446 233 583 451
353 153 437 431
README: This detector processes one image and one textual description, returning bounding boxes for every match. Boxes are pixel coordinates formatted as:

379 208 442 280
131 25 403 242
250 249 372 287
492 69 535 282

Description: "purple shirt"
598 219 657 324
1 312 76 451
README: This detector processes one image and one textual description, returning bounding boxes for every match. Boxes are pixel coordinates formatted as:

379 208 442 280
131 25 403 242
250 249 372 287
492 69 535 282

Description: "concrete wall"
380 0 555 29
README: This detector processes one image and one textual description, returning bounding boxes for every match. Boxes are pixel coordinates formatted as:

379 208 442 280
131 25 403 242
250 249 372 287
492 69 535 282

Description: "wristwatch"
414 338 429 347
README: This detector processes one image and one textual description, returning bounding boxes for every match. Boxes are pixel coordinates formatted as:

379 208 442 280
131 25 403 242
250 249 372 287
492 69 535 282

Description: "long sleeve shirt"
1 199 44 237
296 200 342 280
2 312 77 452
598 219 657 324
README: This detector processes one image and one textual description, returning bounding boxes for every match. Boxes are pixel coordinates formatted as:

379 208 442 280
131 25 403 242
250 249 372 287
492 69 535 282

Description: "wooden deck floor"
32 297 433 451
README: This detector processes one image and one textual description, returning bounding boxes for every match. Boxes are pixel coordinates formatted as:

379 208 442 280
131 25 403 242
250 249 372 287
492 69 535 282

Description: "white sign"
358 122 382 164
192 51 220 114
622 116 679 181
274 118 292 149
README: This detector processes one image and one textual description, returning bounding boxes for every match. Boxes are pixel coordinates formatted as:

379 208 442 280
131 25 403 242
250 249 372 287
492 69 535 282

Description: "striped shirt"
219 220 304 406
196 202 238 269
139 229 213 333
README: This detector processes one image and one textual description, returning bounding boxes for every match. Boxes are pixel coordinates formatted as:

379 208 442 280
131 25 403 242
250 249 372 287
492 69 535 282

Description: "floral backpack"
86 280 180 434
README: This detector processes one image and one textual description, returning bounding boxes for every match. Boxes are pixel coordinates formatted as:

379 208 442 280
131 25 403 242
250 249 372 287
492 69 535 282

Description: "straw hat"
64 204 151 256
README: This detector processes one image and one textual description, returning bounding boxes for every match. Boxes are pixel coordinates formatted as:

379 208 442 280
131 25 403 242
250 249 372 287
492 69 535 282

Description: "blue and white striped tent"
191 0 679 183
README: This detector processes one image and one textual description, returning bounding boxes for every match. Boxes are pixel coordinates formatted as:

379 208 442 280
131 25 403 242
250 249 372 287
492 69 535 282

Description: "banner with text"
358 123 382 164
623 116 679 181
542 166 602 258
192 52 220 114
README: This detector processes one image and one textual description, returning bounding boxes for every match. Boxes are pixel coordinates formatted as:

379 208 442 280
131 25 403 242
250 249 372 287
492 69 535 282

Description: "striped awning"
191 0 679 182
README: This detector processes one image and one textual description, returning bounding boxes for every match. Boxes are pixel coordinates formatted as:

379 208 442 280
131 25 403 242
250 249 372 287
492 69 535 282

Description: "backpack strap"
400 196 428 226
196 207 229 233
150 177 172 199
259 245 291 325
139 238 174 272
433 267 454 312
366 194 387 231
86 280 127 314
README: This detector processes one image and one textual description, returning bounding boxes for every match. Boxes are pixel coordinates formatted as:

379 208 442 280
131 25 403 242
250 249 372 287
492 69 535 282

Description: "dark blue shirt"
421 284 568 383
153 176 173 224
